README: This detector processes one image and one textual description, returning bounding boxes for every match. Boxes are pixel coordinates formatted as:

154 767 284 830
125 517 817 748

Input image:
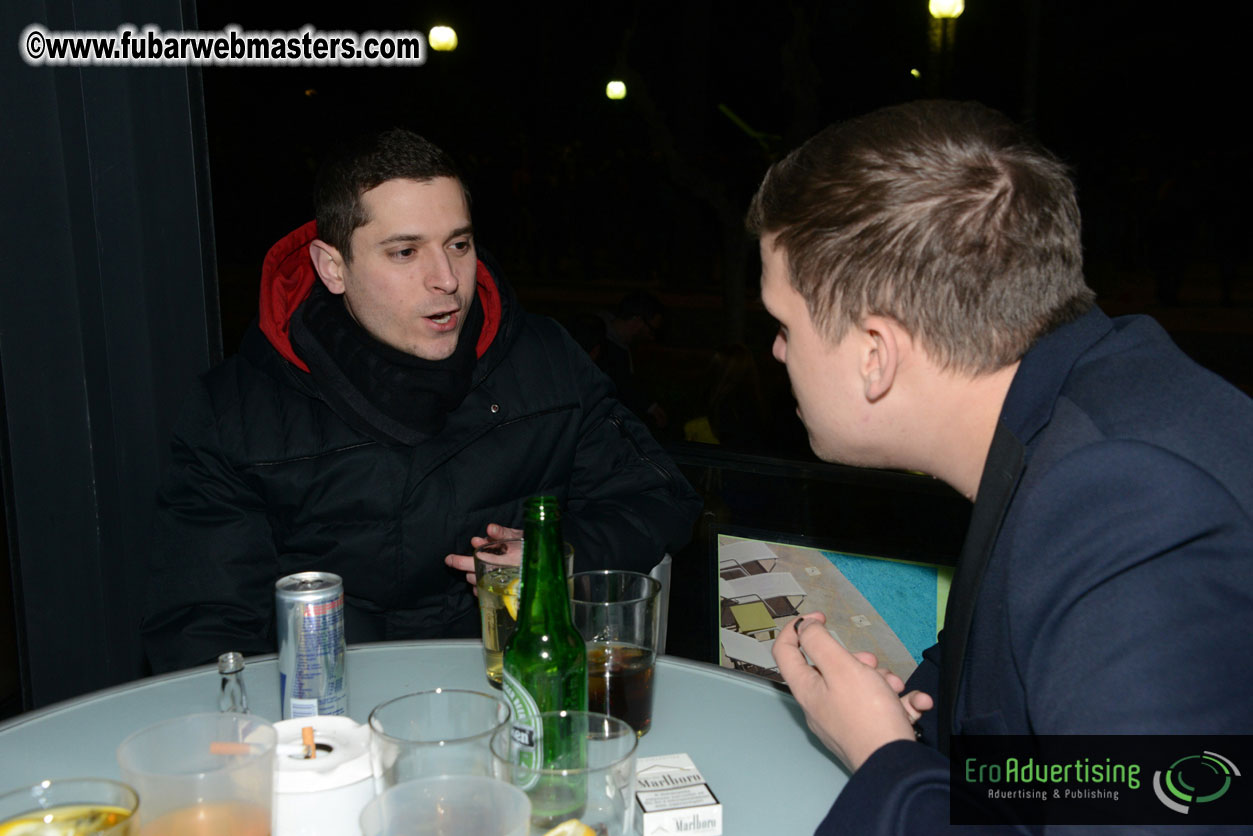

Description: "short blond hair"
747 100 1094 373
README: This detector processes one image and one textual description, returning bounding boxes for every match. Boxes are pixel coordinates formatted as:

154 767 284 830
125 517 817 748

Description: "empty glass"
359 775 530 836
368 689 510 791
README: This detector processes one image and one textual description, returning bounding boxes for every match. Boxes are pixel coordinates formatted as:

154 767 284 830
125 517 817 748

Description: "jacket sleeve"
817 739 951 835
811 641 948 834
907 639 941 746
555 328 701 575
141 378 279 673
820 441 1253 835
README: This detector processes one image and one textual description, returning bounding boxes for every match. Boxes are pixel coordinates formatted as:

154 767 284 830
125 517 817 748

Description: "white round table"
0 640 847 834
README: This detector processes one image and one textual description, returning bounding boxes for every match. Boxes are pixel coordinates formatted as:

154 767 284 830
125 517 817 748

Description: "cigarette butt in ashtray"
272 717 374 836
209 741 255 755
302 726 316 759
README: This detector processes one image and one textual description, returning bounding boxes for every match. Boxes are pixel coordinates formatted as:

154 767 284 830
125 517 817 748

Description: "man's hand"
444 523 524 589
772 612 928 772
848 649 934 725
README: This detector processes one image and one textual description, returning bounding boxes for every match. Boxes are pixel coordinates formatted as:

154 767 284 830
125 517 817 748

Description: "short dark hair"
314 128 467 262
747 100 1094 373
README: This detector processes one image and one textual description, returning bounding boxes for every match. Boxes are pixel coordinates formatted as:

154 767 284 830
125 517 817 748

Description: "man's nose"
424 252 459 293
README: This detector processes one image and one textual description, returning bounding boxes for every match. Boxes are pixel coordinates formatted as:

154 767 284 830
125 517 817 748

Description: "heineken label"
502 669 542 785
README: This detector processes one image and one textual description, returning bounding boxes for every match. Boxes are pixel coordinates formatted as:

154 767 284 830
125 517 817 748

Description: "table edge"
0 641 797 733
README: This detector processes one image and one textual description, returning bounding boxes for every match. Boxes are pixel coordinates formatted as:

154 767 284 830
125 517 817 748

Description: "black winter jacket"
141 222 701 673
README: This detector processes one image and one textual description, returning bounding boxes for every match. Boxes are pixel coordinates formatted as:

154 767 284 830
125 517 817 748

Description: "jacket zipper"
609 413 677 490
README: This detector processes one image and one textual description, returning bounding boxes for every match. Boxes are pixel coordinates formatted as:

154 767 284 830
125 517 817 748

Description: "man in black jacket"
141 129 701 673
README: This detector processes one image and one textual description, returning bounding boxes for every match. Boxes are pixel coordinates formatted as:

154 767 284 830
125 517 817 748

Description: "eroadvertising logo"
950 735 1252 826
1153 751 1240 814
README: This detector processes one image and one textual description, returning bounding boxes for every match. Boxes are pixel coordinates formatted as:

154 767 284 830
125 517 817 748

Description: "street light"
429 26 458 52
927 0 962 94
929 0 964 18
605 80 627 100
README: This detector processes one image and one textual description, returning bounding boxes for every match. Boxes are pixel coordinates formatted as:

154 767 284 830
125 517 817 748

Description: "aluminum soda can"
276 571 347 719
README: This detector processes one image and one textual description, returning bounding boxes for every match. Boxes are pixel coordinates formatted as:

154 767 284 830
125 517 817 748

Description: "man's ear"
309 239 347 295
860 315 902 402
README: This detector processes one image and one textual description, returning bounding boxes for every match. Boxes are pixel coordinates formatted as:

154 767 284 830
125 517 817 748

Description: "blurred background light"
429 26 458 52
606 80 627 100
929 0 964 19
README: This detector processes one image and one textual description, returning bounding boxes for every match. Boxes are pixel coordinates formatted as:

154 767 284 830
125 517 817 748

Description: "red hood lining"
257 220 502 373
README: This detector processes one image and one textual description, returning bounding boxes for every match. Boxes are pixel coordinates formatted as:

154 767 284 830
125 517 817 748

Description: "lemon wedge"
541 819 595 836
503 578 521 620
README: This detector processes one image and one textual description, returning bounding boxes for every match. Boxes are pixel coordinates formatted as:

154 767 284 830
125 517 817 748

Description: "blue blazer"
817 308 1253 834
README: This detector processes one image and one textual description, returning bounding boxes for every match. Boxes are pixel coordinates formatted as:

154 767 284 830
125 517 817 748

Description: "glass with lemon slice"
0 779 137 836
541 819 596 836
491 710 637 835
475 539 574 689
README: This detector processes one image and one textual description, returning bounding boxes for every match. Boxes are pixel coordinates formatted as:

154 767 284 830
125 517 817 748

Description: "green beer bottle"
502 496 587 823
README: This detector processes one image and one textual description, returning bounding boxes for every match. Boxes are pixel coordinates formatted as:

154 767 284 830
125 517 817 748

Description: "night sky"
197 0 1251 411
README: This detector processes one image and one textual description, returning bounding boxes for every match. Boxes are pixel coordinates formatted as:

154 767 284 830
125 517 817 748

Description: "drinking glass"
475 539 574 688
368 689 510 791
358 775 530 836
0 778 137 835
116 712 275 835
491 710 638 835
571 570 662 736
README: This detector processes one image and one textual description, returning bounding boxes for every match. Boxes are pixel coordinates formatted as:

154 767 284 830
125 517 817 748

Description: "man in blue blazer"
749 100 1253 833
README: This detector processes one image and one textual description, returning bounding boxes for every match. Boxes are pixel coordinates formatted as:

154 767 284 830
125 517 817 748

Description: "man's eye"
450 240 471 253
393 248 416 259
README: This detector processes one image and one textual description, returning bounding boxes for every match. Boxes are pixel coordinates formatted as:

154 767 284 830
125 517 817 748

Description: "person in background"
141 129 700 673
602 290 669 432
563 311 609 367
683 344 768 449
749 100 1253 833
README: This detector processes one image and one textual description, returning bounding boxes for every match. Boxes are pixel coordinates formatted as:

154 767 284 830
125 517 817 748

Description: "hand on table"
772 612 931 772
444 523 524 591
